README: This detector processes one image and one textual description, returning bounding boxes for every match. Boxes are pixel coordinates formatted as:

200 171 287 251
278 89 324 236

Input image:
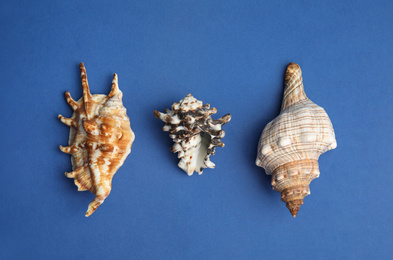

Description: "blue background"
1 0 392 259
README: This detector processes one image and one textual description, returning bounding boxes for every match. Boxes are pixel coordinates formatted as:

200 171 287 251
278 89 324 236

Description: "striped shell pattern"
256 63 336 217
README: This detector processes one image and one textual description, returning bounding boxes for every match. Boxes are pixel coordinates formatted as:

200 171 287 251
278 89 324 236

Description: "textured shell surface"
256 63 336 217
59 63 135 217
154 94 231 176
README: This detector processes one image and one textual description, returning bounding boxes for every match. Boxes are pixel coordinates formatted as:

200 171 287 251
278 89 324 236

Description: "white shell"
256 63 336 217
155 94 231 176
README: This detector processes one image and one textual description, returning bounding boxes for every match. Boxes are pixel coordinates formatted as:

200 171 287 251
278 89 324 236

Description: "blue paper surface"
1 0 392 259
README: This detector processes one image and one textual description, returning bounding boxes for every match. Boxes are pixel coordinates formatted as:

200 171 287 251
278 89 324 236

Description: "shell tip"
287 62 300 71
85 207 92 217
85 203 95 217
284 62 302 84
286 199 303 218
290 208 299 218
112 73 118 83
153 110 160 118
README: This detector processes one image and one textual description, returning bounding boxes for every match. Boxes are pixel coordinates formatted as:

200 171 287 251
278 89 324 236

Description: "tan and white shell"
59 63 135 217
256 63 336 217
154 94 231 176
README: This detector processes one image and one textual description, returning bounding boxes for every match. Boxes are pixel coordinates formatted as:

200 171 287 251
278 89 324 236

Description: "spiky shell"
154 94 231 176
59 63 135 217
256 63 336 217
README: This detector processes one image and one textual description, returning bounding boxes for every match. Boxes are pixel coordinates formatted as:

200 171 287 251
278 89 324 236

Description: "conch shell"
154 94 231 176
59 63 135 217
256 63 336 217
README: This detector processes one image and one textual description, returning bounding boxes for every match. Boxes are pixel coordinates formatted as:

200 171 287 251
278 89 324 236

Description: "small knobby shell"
154 94 231 176
256 63 336 217
59 63 135 217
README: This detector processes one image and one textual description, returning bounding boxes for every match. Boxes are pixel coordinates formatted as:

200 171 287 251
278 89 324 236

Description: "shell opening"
195 132 212 174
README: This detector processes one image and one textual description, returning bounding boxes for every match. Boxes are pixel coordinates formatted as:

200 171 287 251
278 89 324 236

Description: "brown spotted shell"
59 63 135 217
154 94 231 176
256 63 336 217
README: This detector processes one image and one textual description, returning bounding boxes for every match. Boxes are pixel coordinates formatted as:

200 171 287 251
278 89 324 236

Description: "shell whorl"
59 63 135 217
155 94 231 176
256 63 336 217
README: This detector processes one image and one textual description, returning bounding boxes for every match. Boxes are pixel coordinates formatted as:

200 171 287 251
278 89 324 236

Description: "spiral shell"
154 94 231 176
256 63 336 217
59 63 135 217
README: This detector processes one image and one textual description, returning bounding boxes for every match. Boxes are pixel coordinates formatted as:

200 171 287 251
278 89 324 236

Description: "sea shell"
154 94 231 176
59 63 135 217
256 63 336 217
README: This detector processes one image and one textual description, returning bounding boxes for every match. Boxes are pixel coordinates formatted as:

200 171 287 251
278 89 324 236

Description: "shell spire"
59 63 135 217
256 63 336 217
281 63 307 111
155 94 231 176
